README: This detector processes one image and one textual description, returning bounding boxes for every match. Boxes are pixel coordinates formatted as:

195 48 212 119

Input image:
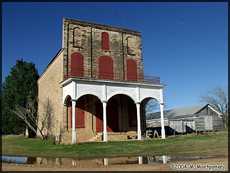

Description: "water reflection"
103 158 108 166
162 155 168 164
138 156 143 164
1 156 28 164
1 155 207 167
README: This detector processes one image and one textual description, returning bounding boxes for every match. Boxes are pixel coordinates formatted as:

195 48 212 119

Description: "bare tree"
12 97 54 140
145 99 159 113
200 87 228 128
12 97 44 139
43 98 53 138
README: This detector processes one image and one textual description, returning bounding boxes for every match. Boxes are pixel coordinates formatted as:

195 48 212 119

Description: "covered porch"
61 78 166 144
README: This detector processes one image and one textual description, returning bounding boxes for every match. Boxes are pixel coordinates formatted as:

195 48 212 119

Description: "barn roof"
146 105 204 120
147 104 223 120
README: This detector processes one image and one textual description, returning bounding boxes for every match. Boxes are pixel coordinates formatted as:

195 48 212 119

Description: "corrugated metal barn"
146 104 224 137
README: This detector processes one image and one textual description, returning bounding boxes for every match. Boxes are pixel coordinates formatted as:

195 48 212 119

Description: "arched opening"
98 56 114 80
71 52 84 77
64 95 72 130
64 94 103 141
107 94 137 133
127 59 137 81
101 32 110 50
141 97 162 138
76 95 103 133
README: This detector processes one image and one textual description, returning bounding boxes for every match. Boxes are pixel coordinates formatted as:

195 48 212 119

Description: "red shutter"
76 107 85 128
99 56 114 80
127 59 137 81
71 52 84 77
76 100 85 128
101 32 110 50
96 102 103 132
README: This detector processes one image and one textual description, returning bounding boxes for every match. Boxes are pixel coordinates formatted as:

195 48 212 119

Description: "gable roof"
147 105 203 119
195 104 223 116
146 104 223 120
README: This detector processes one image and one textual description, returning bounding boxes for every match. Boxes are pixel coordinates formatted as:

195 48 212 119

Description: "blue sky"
2 2 228 109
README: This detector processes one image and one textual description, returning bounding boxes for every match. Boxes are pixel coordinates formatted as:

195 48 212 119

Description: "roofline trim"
63 18 141 36
195 103 223 116
207 104 223 117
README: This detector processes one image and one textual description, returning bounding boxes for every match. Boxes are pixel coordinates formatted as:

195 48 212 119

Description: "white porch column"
103 101 108 142
71 100 77 144
136 102 141 140
160 103 166 139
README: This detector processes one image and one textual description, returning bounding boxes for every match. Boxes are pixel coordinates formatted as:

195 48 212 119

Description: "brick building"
37 18 166 144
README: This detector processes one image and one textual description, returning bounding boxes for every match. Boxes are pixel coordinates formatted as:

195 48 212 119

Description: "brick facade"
62 18 144 82
37 50 64 138
38 18 147 143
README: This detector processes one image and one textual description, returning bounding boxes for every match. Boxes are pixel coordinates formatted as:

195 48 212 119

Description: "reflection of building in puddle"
71 159 77 166
26 157 36 164
162 155 167 164
2 155 172 167
36 157 55 165
36 157 104 167
142 155 171 164
103 158 108 166
102 156 153 165
138 156 143 164
156 155 171 164
101 156 168 166
104 157 139 165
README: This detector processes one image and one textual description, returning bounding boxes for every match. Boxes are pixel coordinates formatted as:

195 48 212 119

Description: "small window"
101 32 110 50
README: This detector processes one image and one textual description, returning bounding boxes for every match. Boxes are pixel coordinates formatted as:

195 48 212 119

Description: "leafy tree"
201 87 228 128
2 59 39 135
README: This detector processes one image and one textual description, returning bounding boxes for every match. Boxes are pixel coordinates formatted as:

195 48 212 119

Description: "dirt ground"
2 163 171 171
2 157 228 171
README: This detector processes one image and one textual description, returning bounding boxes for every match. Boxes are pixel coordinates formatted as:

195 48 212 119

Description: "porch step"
60 131 72 144
60 131 138 143
88 133 102 142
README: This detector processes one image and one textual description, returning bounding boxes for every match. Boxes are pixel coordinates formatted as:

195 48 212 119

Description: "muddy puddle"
1 155 227 171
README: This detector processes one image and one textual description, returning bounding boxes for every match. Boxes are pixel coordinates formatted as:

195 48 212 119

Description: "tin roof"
146 105 204 120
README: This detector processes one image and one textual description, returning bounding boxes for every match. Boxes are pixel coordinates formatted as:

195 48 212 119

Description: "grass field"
2 130 228 158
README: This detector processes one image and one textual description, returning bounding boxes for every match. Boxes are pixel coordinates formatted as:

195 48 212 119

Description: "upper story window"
98 56 113 80
71 52 84 77
126 36 136 56
101 32 110 50
126 59 137 81
73 27 81 48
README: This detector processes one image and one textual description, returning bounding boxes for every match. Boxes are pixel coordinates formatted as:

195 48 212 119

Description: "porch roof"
60 77 164 89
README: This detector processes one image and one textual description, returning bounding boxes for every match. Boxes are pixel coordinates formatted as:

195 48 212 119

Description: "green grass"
2 130 228 159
